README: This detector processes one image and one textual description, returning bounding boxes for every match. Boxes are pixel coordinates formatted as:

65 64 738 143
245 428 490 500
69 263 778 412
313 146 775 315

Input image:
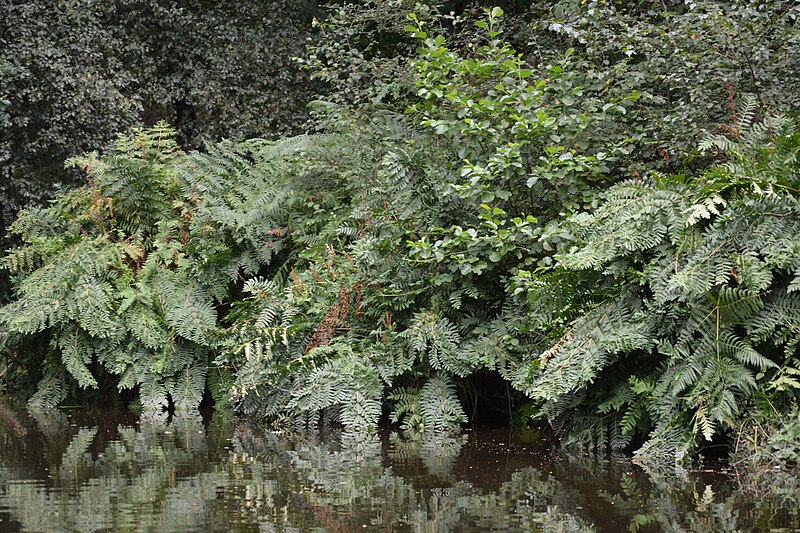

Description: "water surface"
0 406 798 532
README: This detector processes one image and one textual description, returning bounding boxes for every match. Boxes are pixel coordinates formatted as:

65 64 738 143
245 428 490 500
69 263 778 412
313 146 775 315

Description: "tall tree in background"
0 0 318 232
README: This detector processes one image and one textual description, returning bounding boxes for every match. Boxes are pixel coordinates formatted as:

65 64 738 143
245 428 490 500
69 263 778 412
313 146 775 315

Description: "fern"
388 386 424 432
26 369 69 410
286 344 383 432
1 126 278 410
170 363 208 411
518 116 800 460
140 373 170 411
59 328 97 389
3 71 797 468
159 275 217 346
403 311 461 371
419 374 467 432
388 375 466 433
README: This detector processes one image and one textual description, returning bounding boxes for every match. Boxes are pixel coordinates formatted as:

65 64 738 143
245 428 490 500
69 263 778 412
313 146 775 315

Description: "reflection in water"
0 406 798 532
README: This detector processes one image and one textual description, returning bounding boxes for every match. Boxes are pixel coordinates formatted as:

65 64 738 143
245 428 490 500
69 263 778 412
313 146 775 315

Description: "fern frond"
140 373 170 411
287 344 383 431
59 327 98 389
27 370 68 410
170 363 208 410
419 374 467 433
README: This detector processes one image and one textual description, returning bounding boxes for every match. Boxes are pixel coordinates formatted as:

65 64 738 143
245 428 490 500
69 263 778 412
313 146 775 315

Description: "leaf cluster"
516 113 800 460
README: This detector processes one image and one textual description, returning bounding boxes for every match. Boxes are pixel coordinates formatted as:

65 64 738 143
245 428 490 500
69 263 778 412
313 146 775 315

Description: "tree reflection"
0 408 798 532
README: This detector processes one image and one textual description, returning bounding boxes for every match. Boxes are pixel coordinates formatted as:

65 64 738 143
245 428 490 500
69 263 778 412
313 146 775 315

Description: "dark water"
1 406 799 532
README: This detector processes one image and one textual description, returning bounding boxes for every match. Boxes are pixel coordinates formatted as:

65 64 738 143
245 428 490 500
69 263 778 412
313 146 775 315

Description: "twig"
0 362 12 380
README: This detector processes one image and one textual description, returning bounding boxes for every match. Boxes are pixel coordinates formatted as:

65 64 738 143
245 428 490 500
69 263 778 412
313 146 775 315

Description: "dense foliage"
522 0 800 168
2 2 800 463
0 0 317 233
516 104 800 461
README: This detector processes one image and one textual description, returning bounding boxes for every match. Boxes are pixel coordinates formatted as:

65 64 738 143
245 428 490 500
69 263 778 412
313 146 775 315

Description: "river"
0 406 798 532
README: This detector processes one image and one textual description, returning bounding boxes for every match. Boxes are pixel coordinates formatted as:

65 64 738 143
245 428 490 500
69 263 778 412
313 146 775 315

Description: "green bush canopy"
2 1 800 463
